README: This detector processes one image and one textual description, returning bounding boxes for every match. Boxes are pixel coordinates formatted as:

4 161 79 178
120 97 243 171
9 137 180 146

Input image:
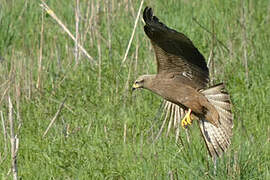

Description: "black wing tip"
143 7 167 33
143 7 155 37
143 7 162 25
143 7 153 25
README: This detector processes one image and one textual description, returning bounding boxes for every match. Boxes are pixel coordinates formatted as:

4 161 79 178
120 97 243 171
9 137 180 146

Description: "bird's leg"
181 109 193 128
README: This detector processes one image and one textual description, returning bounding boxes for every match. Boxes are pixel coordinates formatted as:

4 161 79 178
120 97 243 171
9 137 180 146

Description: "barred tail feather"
199 83 233 159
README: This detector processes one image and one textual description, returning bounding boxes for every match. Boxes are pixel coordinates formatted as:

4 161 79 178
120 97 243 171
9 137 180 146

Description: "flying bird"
132 7 233 159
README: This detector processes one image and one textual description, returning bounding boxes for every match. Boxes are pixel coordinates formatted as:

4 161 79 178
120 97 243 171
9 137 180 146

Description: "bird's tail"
199 83 233 160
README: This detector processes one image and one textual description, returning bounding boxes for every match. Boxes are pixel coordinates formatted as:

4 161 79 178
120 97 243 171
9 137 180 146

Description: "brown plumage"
132 7 233 160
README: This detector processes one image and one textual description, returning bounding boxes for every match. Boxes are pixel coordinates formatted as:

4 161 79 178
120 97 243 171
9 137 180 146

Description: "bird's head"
132 75 154 91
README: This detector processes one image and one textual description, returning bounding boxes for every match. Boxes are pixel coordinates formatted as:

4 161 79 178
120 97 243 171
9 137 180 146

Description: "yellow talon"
181 109 193 128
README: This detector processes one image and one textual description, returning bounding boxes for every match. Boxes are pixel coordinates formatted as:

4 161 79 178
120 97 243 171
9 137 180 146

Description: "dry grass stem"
81 1 90 43
168 170 174 180
121 0 144 64
208 20 216 85
96 2 102 95
15 83 22 132
123 53 134 103
134 37 139 78
241 5 249 83
81 1 94 47
0 111 8 164
28 61 33 99
106 0 112 60
9 97 18 180
104 125 108 140
86 121 92 134
185 128 190 144
97 36 102 95
0 86 10 105
207 50 213 68
123 123 127 143
75 0 80 64
36 9 44 89
43 97 66 138
40 1 95 64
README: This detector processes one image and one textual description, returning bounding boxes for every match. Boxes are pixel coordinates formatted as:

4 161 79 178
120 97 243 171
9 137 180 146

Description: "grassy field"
0 0 270 179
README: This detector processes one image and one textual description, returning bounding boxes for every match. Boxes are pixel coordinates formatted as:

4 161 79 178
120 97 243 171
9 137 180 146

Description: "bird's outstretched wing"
143 7 209 88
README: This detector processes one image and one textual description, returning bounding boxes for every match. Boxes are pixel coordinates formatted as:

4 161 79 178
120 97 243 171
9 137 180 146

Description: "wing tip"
143 6 153 24
143 6 167 37
143 7 163 26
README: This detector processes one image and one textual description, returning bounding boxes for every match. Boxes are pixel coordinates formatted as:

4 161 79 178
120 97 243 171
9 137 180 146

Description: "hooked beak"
132 83 140 92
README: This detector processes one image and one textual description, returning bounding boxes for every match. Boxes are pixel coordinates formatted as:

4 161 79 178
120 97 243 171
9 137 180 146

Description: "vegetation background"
0 0 269 179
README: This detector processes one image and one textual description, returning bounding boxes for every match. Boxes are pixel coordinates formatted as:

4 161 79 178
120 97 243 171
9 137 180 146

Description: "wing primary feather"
143 7 209 78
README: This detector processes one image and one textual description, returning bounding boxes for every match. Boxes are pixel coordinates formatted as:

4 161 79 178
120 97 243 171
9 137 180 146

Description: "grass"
0 0 270 179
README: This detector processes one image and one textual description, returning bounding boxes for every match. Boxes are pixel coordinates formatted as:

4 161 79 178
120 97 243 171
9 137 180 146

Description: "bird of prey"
132 7 233 159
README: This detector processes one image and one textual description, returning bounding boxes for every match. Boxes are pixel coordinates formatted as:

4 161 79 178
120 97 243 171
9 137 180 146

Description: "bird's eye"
135 81 139 84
